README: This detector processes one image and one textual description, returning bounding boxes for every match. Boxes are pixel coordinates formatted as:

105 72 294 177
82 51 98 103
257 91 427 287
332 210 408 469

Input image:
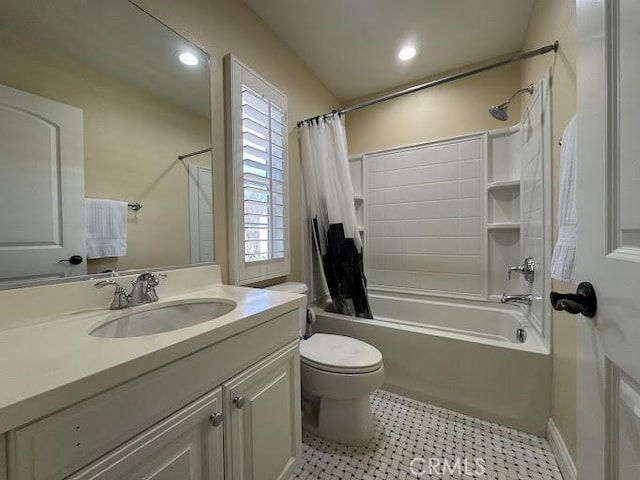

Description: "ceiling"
245 0 535 101
0 0 211 118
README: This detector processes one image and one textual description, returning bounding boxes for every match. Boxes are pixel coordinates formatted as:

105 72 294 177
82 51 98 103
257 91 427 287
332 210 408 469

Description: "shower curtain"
299 113 372 318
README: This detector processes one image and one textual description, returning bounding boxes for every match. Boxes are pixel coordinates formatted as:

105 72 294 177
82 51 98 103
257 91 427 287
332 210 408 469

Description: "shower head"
489 84 535 121
489 104 509 121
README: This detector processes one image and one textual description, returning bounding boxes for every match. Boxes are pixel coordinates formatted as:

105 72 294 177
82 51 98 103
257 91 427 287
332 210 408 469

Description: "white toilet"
266 282 384 446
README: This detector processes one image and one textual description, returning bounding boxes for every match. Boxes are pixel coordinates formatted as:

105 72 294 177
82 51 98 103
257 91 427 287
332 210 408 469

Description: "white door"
0 84 86 284
69 388 224 480
577 1 640 478
224 342 301 480
188 164 214 264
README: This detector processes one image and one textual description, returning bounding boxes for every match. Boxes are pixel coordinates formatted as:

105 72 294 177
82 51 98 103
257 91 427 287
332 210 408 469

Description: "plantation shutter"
226 55 289 284
242 85 286 262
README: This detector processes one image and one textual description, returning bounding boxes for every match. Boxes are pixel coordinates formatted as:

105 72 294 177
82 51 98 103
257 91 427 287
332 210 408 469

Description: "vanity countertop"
0 267 305 433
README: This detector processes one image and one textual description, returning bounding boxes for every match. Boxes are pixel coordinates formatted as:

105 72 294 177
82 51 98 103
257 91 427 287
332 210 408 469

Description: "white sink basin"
90 299 237 338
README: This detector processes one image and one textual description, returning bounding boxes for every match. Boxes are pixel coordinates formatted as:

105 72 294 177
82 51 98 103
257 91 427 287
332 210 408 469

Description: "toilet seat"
300 333 383 374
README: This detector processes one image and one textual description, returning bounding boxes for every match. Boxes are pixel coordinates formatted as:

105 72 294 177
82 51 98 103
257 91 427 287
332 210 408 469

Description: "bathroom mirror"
0 0 213 288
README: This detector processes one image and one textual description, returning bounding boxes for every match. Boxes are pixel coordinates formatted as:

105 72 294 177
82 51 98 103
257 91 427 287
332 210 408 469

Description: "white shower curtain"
299 113 371 318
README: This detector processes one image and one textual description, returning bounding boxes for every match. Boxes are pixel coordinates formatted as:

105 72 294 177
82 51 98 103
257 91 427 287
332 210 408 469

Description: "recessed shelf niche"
349 154 365 239
486 127 522 299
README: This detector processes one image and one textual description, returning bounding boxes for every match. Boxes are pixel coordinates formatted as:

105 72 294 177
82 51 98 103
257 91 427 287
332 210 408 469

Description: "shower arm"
501 84 535 108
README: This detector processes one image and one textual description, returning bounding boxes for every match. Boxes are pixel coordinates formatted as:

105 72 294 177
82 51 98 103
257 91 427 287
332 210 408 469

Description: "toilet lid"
300 333 383 374
264 281 308 294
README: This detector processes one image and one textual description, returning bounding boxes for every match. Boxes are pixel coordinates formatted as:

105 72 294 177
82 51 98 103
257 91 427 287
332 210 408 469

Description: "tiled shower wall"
366 136 484 296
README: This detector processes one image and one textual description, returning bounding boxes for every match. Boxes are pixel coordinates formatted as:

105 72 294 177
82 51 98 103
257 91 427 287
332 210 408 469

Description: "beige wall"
520 0 577 461
134 0 339 284
345 63 522 154
0 31 211 274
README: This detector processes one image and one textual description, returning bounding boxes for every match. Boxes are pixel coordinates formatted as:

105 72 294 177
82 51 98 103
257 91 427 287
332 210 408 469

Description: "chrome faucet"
507 257 535 283
129 272 166 306
95 272 166 310
500 293 533 306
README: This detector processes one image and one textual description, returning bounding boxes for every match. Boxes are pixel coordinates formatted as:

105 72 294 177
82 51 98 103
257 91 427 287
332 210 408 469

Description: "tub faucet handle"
507 257 535 283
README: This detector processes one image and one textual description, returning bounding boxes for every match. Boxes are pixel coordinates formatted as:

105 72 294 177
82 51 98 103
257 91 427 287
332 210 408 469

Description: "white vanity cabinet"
224 343 301 480
4 308 302 480
69 388 224 480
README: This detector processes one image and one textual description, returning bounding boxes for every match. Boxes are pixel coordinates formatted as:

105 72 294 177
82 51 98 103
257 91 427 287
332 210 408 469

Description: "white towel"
85 198 128 258
551 115 578 283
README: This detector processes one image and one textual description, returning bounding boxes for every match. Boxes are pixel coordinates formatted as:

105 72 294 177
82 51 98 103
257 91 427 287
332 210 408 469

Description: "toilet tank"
265 282 309 334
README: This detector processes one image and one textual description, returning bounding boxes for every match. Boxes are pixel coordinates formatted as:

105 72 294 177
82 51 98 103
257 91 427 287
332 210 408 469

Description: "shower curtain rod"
297 41 559 127
177 147 212 161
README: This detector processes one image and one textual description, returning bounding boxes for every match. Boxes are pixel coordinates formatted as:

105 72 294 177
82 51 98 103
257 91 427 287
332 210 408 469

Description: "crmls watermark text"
409 457 486 477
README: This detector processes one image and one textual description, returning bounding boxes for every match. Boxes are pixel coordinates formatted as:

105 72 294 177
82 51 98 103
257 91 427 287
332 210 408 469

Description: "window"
242 85 286 262
225 55 289 284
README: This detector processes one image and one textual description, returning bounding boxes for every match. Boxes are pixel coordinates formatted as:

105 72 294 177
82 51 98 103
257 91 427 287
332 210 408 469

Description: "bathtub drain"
516 327 527 343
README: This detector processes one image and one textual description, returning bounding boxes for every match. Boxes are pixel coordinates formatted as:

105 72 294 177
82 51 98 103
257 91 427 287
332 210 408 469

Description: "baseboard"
547 418 576 480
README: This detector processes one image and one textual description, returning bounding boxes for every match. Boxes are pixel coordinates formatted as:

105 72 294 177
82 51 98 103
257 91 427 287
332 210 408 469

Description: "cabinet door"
68 388 224 480
224 342 301 480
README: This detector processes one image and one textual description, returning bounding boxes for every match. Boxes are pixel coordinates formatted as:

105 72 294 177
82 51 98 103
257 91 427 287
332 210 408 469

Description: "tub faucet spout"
501 293 532 306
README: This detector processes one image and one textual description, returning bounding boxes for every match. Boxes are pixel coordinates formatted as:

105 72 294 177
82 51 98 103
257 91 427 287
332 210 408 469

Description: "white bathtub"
313 294 551 436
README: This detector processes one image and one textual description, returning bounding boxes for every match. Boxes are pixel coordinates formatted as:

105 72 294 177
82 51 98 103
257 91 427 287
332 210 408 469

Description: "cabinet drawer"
8 309 299 480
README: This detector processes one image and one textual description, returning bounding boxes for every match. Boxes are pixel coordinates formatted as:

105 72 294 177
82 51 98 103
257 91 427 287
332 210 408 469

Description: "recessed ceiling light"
398 46 417 61
178 51 199 66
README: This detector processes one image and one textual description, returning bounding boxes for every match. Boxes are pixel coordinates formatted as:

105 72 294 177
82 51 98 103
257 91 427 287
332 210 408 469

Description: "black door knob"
59 255 83 265
550 282 597 318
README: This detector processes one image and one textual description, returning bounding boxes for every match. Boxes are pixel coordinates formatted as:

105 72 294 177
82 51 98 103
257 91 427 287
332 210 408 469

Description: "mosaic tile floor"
290 390 562 480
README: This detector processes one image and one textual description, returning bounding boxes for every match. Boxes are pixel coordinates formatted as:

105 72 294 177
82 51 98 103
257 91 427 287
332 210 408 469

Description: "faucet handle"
142 272 167 303
134 272 166 287
127 272 166 306
507 265 523 280
95 280 129 309
507 257 535 283
148 272 167 287
95 280 124 292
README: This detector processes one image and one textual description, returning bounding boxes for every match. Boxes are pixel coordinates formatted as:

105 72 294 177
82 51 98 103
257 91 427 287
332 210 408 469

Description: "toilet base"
304 394 375 446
